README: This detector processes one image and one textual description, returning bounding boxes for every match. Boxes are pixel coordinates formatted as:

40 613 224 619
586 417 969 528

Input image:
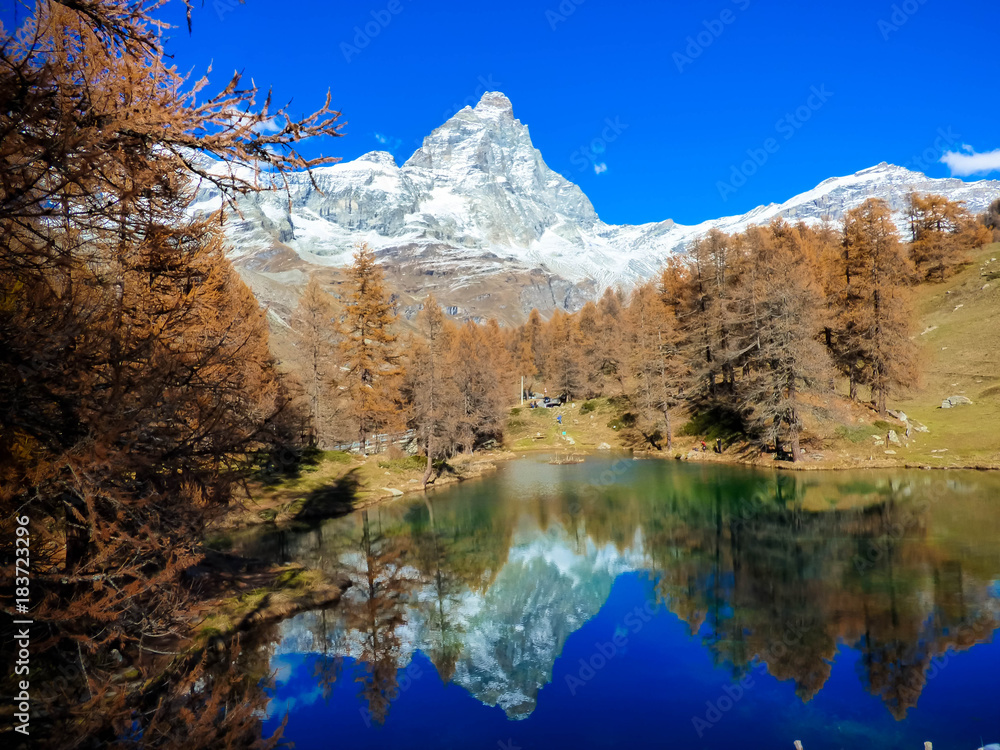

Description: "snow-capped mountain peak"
194 92 1000 322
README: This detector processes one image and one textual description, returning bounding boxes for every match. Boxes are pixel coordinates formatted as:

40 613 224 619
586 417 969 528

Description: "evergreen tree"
841 199 917 415
403 295 458 486
735 223 832 460
339 243 403 452
544 308 585 400
625 282 686 449
291 275 341 447
907 193 990 281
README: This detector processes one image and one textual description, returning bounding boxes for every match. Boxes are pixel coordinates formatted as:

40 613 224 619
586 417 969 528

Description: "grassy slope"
234 243 1000 524
891 242 1000 467
221 450 508 529
506 399 624 453
505 243 1000 469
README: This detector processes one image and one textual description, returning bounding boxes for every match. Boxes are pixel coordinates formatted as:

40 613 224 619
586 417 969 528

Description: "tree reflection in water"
236 462 1000 728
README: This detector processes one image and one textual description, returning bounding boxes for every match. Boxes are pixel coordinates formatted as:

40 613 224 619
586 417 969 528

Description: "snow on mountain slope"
193 92 1000 319
271 520 647 719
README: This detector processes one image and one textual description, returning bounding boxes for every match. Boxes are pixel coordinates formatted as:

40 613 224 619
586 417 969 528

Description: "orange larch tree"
339 243 404 453
841 199 917 415
291 275 342 447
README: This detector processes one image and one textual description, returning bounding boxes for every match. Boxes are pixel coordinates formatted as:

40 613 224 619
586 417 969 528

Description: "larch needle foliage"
0 1 342 747
339 242 404 452
501 202 978 459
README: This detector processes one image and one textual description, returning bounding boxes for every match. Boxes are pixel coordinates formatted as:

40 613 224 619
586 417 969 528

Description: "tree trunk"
789 421 801 462
422 436 433 489
63 496 91 574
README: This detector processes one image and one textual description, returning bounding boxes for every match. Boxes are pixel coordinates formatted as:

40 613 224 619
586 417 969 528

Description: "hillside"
497 243 1000 469
891 242 1000 466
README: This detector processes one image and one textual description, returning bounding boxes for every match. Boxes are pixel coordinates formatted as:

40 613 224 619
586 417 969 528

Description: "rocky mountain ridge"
191 92 1000 323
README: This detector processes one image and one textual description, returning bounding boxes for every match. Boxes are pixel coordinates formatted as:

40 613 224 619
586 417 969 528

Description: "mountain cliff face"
272 522 646 719
193 92 1000 323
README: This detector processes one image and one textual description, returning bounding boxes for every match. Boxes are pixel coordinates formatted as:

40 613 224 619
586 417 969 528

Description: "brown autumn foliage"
339 243 405 452
840 199 917 415
624 281 686 450
0 0 342 746
311 195 976 463
733 222 833 457
907 192 991 281
982 197 1000 242
290 275 342 447
493 199 961 459
402 294 460 485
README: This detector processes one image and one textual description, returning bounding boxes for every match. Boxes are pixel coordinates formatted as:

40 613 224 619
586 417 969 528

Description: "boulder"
597 442 612 451
887 409 908 422
887 430 902 446
947 395 973 406
941 400 952 409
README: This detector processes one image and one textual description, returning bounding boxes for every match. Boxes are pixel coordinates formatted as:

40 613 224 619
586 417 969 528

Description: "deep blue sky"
81 1 1000 224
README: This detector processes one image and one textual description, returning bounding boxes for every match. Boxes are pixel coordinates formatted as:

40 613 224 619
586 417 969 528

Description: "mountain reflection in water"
226 457 1000 749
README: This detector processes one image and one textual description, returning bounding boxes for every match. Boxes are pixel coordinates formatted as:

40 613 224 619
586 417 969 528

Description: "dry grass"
510 246 1000 471
507 397 627 452
194 566 348 644
889 242 1000 467
220 448 510 530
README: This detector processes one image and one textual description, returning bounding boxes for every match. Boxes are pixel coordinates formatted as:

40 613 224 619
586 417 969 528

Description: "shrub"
607 412 637 430
580 399 599 415
834 425 874 444
678 406 746 443
321 450 354 464
377 455 425 472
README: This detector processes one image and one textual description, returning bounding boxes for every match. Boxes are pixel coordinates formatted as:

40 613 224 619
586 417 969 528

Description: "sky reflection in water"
237 457 1000 750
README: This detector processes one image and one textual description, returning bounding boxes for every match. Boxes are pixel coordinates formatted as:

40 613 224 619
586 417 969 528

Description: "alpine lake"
221 455 1000 750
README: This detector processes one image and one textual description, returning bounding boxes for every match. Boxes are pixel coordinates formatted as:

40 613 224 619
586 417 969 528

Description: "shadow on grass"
293 468 362 521
426 458 464 486
254 444 325 486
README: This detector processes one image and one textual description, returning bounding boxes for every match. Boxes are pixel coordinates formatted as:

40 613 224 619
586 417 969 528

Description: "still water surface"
232 456 1000 749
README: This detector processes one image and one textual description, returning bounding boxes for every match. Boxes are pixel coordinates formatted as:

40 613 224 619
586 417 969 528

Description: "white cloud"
222 108 283 135
593 162 608 175
940 145 1000 176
